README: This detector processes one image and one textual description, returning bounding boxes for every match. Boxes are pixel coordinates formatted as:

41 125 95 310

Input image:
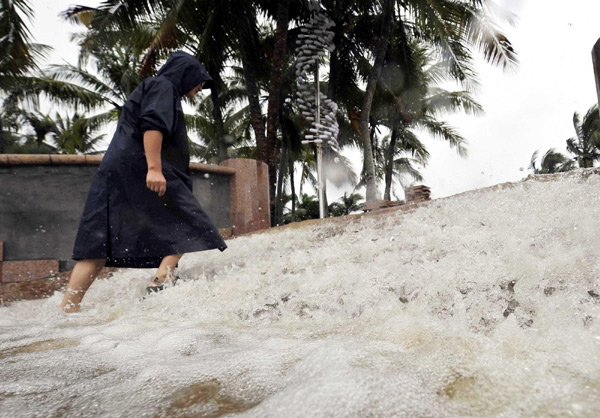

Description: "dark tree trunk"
265 0 290 225
359 0 393 202
239 24 266 162
384 118 399 200
322 147 329 217
324 0 347 218
289 158 296 222
209 69 227 162
0 118 5 154
275 108 288 226
327 0 345 102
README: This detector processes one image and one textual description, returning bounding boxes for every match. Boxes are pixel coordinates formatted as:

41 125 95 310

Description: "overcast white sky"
418 0 600 198
28 0 600 201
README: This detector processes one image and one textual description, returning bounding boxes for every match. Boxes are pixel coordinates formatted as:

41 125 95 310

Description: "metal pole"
593 38 600 118
315 62 325 219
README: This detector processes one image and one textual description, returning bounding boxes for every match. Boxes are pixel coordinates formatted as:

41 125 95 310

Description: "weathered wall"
0 158 231 270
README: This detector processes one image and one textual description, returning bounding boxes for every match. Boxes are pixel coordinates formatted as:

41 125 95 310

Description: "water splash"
1 170 600 416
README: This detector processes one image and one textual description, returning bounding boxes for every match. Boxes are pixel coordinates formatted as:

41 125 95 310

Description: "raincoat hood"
156 51 214 96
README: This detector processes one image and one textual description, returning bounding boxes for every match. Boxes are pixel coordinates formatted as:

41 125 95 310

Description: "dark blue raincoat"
72 51 227 268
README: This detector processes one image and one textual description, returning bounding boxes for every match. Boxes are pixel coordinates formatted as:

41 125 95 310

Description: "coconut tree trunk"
275 108 289 226
326 0 344 102
325 0 347 216
0 118 4 154
322 147 329 217
265 0 290 225
238 24 266 162
209 69 227 162
359 0 393 202
289 159 296 222
384 117 399 200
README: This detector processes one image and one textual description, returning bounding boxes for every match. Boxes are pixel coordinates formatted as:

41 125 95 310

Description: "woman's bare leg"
60 259 106 313
147 254 183 288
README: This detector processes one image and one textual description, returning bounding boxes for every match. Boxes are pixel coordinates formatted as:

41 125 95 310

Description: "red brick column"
220 159 270 235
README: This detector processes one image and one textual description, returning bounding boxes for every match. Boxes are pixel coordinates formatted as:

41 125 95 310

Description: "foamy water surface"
1 170 600 417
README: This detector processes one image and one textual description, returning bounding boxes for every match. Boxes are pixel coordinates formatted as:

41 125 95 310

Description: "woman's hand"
146 169 167 197
143 130 166 196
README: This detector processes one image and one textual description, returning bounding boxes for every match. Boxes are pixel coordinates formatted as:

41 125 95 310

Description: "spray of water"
1 170 599 417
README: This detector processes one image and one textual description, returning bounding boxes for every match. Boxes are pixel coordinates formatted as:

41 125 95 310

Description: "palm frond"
425 88 484 116
46 64 122 107
463 4 518 71
416 116 468 157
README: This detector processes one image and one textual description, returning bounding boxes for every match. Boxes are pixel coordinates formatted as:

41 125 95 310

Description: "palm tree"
529 149 576 174
0 0 119 154
322 0 517 201
0 0 66 151
4 110 105 154
0 0 48 78
185 85 255 163
283 193 320 223
51 112 106 154
46 28 151 130
328 191 364 216
370 39 481 200
566 104 600 168
14 111 58 153
60 0 517 219
0 111 57 154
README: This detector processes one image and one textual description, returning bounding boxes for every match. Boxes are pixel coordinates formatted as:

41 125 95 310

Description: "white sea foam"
1 169 600 417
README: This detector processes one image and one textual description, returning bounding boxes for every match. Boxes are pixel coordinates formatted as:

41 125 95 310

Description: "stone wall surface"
0 159 232 267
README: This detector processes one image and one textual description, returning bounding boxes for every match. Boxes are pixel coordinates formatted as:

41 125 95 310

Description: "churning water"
1 169 600 417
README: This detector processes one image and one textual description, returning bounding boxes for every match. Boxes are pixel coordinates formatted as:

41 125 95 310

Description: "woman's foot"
60 259 106 313
146 275 179 294
61 288 85 313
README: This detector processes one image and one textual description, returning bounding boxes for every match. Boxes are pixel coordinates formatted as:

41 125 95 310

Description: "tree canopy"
1 0 520 225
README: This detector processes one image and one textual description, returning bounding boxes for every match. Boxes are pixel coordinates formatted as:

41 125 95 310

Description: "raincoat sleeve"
138 79 177 136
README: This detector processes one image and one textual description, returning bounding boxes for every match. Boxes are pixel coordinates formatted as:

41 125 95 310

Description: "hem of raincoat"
72 241 227 268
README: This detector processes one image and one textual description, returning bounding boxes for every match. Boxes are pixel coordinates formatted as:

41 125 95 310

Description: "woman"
61 51 227 313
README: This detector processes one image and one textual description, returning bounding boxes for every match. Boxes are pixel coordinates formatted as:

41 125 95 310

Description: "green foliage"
281 191 364 223
0 0 49 78
331 192 364 216
531 104 600 175
7 111 106 154
1 0 517 224
282 193 320 223
566 105 600 168
529 149 576 175
185 88 255 163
